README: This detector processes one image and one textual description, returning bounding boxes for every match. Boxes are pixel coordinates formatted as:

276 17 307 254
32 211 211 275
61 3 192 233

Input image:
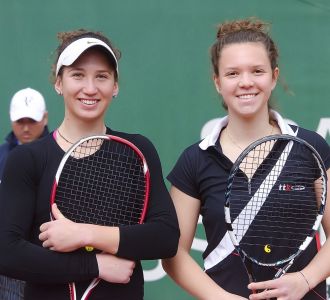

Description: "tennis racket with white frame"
50 134 150 300
224 134 327 297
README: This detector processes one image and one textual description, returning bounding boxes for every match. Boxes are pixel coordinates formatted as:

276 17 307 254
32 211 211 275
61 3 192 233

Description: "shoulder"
109 129 164 170
0 142 11 178
0 142 10 154
168 140 204 179
174 140 206 165
110 129 157 154
118 131 154 147
2 134 58 184
0 142 11 163
167 141 206 200
294 126 328 148
7 134 54 164
182 140 204 155
294 125 330 167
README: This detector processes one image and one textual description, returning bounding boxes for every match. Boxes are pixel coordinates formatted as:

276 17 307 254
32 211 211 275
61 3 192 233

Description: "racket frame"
224 134 327 282
50 134 150 300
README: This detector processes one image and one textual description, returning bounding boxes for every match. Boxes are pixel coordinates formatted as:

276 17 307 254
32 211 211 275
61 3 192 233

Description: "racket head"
225 134 327 268
50 134 150 228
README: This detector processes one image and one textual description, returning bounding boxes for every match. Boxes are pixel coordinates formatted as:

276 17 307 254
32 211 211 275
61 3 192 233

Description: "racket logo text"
278 184 305 191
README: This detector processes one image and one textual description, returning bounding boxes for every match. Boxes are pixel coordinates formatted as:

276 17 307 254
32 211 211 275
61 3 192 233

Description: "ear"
54 77 63 95
42 112 49 126
112 82 119 98
213 74 222 94
271 67 279 91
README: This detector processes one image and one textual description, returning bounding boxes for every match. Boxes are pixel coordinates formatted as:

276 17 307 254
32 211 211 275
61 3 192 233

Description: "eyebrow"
66 66 113 73
223 64 268 69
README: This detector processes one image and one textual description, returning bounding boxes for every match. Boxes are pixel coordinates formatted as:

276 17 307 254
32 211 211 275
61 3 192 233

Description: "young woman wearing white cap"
0 29 179 300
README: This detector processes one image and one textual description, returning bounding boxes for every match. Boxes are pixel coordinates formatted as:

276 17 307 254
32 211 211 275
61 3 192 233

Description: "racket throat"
274 260 294 278
240 254 256 283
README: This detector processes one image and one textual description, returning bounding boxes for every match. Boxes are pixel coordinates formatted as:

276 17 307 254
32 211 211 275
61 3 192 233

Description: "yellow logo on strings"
264 244 271 253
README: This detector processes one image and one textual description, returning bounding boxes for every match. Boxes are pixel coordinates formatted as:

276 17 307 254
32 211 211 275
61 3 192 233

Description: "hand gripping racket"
224 134 327 295
50 134 150 300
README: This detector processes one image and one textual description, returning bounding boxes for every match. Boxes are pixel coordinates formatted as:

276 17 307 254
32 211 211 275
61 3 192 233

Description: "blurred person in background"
0 87 48 300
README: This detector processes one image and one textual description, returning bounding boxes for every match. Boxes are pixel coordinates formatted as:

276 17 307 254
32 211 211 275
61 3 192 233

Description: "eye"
225 71 238 77
16 119 36 125
254 69 265 75
71 72 83 79
96 73 110 80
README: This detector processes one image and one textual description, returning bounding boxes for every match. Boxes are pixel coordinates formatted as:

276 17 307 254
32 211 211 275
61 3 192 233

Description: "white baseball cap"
10 88 46 122
56 37 118 77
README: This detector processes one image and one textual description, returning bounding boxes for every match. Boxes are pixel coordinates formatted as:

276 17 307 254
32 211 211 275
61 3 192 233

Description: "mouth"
237 93 258 99
79 99 99 105
22 135 32 141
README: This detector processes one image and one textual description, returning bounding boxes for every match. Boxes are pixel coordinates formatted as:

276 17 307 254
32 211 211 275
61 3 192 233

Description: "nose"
238 73 254 88
83 78 98 94
21 124 30 133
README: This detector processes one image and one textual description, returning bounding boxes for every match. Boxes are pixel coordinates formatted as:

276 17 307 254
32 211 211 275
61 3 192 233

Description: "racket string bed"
225 135 327 284
55 138 147 227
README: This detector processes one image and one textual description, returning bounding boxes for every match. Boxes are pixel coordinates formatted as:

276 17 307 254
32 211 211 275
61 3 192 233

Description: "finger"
42 240 52 249
52 203 65 220
39 222 50 232
39 232 47 242
248 279 276 291
249 288 277 300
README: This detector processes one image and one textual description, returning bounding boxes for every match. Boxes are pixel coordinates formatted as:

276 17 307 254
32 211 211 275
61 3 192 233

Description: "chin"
21 139 32 144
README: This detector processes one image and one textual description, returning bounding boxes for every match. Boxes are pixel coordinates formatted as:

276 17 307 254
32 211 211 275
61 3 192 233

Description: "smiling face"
213 42 279 119
55 47 118 124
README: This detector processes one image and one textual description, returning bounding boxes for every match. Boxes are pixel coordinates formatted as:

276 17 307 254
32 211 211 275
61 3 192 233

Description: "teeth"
81 99 97 105
238 94 256 99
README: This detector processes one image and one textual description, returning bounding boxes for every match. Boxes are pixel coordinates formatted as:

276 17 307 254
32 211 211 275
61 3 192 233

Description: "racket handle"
81 278 101 300
69 282 76 300
274 260 293 278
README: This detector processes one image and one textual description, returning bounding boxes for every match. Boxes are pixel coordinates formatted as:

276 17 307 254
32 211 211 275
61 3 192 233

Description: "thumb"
52 203 65 220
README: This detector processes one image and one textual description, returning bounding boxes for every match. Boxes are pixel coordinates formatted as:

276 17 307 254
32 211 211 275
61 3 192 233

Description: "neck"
223 117 277 152
58 121 107 143
226 113 274 141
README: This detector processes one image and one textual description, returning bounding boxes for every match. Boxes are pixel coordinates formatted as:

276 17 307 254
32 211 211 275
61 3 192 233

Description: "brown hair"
51 29 121 83
210 17 279 76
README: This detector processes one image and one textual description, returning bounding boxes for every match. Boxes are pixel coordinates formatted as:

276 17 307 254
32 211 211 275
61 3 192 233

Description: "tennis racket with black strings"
50 134 150 300
224 134 327 298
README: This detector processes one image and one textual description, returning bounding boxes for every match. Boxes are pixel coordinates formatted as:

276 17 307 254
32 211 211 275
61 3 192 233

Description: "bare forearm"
301 238 330 289
83 224 120 254
162 248 246 300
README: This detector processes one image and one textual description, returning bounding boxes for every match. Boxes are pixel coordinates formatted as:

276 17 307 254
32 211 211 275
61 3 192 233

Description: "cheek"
271 79 277 91
31 125 45 136
12 123 25 132
263 78 276 94
217 81 235 96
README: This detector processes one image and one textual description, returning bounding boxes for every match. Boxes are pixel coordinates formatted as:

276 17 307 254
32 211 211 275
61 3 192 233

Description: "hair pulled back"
210 17 279 76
